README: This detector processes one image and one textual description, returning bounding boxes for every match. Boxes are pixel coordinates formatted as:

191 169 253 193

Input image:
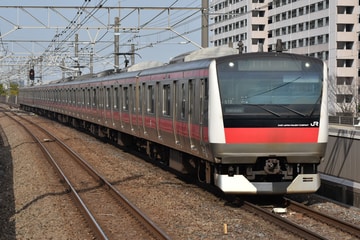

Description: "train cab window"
162 84 171 116
123 86 129 111
147 85 155 114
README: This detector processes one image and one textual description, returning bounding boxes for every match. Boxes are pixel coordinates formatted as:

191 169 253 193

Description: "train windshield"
216 55 323 117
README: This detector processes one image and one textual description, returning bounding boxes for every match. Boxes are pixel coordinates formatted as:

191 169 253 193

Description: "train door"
105 86 111 126
188 79 195 149
177 82 187 147
141 82 146 136
134 80 142 135
199 78 208 155
98 86 104 123
81 88 85 119
113 85 120 128
173 81 179 144
156 82 161 139
145 83 156 137
130 84 136 134
91 86 98 122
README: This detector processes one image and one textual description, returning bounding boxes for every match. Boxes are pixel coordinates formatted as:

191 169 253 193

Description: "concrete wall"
319 125 360 183
317 125 360 206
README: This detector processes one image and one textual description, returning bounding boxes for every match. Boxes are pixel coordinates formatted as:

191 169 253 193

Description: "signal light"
29 69 35 80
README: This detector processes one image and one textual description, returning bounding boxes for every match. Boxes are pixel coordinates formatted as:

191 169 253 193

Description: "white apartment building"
209 0 359 116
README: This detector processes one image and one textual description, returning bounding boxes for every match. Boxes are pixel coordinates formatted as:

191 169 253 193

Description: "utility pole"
130 44 135 65
201 0 209 48
114 17 120 72
90 49 93 75
74 34 81 77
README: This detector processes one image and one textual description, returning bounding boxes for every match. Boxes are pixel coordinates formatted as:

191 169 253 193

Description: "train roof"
169 46 238 64
24 47 324 88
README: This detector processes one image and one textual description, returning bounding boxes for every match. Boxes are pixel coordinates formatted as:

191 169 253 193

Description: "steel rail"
3 111 109 240
285 198 360 238
241 201 327 240
5 109 171 240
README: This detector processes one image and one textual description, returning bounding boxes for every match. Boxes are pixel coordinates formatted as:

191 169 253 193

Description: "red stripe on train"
224 128 319 143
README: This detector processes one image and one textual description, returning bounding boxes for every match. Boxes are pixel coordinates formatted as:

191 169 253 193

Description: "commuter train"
19 46 328 194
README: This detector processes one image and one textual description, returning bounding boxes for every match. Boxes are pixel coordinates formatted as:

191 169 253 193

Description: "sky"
0 0 204 83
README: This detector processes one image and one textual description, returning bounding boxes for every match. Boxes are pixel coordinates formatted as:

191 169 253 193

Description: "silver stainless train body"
19 50 328 194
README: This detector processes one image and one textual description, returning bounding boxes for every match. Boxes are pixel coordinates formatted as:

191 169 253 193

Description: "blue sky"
0 0 204 82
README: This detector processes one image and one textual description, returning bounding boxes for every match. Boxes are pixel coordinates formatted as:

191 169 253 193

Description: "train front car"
208 52 328 194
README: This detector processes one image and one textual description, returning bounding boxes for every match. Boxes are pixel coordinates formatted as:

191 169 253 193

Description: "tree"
9 82 19 96
0 84 6 96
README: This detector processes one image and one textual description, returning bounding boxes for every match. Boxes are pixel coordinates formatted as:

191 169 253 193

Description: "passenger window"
92 88 97 107
114 87 119 109
181 83 186 119
106 87 111 108
123 86 129 111
163 84 171 116
147 85 155 114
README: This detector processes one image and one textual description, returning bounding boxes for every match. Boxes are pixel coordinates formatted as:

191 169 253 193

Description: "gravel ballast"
1 108 360 239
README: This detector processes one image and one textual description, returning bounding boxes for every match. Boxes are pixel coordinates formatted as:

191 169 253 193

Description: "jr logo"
310 121 319 127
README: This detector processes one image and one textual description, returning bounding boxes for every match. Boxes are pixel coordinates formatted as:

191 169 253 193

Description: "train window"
147 85 155 114
98 87 103 108
77 89 80 104
87 89 91 106
106 87 111 108
66 89 70 103
72 89 76 104
82 89 85 105
181 83 186 119
133 85 137 113
92 88 97 107
123 86 129 111
114 87 119 109
163 84 171 116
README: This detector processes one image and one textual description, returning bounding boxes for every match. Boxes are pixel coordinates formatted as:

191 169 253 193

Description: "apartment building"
209 0 359 115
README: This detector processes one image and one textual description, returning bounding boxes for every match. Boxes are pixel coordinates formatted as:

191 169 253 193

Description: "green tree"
9 82 19 96
0 84 6 96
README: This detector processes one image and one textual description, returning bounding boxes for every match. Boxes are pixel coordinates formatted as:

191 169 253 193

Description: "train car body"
19 48 328 194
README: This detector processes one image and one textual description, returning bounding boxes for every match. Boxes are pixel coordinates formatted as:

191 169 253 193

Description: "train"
18 46 328 194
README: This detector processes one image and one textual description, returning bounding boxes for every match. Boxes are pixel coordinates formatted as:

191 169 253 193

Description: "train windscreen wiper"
308 94 321 117
243 104 281 117
273 105 307 117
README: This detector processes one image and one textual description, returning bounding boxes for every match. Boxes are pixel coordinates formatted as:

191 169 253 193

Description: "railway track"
284 197 360 239
4 109 170 240
3 105 360 239
240 200 327 240
239 197 360 240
